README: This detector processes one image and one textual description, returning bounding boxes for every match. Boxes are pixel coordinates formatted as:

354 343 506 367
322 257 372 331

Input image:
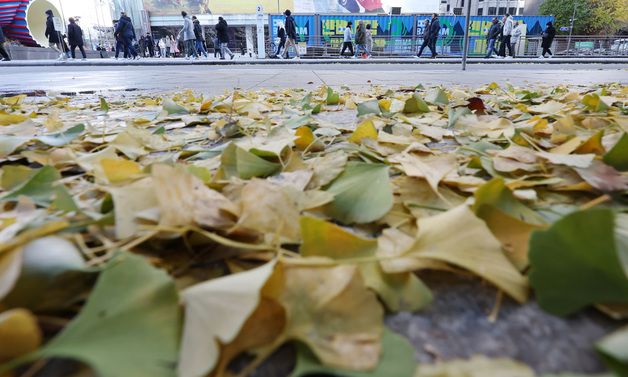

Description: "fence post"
462 0 472 70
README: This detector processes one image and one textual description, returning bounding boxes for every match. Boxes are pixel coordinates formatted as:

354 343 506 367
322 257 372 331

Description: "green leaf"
529 209 628 316
604 133 628 171
357 100 381 117
52 186 80 212
0 252 181 377
152 125 166 135
324 162 393 224
448 106 472 128
582 93 609 113
425 88 449 107
472 178 545 225
37 124 85 147
99 97 109 113
326 87 340 105
596 326 628 377
310 103 322 115
162 98 189 115
221 143 281 180
300 216 432 312
0 166 60 206
290 328 417 377
403 94 430 114
1 165 35 190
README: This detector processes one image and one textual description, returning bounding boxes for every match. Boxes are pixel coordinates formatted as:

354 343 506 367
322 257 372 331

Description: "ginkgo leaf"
604 133 628 171
390 153 457 195
101 158 142 183
348 119 378 144
0 111 28 126
403 94 430 114
178 261 277 377
37 124 85 147
108 178 159 239
162 98 189 114
357 100 382 116
307 151 348 189
425 87 449 107
324 162 393 224
221 143 281 180
0 166 60 206
290 328 416 377
0 252 180 377
529 209 628 316
326 87 340 105
269 263 384 371
0 309 42 363
300 216 432 312
596 326 628 376
378 205 529 303
582 93 610 113
536 151 595 169
0 136 29 158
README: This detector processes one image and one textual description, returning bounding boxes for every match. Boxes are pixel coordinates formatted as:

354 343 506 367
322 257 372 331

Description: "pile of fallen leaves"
0 82 626 377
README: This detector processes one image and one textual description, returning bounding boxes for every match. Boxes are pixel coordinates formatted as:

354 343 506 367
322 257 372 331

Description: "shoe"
220 57 226 60
230 54 235 60
185 56 190 60
547 55 553 59
505 56 513 59
293 56 300 60
491 54 498 58
538 55 545 59
81 58 87 61
496 56 505 59
279 55 284 59
135 56 141 60
351 56 357 59
195 56 200 60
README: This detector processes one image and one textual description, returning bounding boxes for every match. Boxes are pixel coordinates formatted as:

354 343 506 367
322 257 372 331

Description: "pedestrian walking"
169 35 179 57
0 25 11 61
276 23 286 58
540 21 556 59
416 19 432 58
365 24 373 57
139 35 146 57
511 21 522 58
67 18 86 60
145 33 155 57
192 16 208 58
216 16 234 60
353 21 370 59
112 20 126 59
282 9 300 59
179 11 198 60
115 11 139 59
428 13 440 58
485 17 500 58
340 21 354 57
45 10 65 60
498 14 514 58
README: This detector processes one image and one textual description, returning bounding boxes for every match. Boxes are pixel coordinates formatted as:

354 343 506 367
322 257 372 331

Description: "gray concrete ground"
2 63 627 375
0 63 626 96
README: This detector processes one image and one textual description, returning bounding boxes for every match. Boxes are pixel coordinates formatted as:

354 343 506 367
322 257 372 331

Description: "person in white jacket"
339 21 354 57
511 21 523 58
499 14 514 58
179 11 198 60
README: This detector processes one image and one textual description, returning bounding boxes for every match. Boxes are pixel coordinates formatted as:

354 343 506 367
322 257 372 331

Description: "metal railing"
264 35 628 58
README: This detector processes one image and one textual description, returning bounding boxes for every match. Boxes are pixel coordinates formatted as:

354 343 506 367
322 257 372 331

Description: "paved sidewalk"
1 56 627 67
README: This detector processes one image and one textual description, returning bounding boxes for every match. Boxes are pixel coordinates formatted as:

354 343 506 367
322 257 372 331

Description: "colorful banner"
143 0 438 16
319 14 414 51
269 14 315 45
417 15 554 56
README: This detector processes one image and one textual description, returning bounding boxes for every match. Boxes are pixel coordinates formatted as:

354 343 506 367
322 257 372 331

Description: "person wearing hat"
44 9 65 60
0 25 10 61
282 9 300 59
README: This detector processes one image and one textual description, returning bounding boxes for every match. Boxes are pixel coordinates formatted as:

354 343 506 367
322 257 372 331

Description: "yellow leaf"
100 158 142 183
348 119 378 144
574 130 605 155
0 111 28 126
0 308 42 362
295 126 315 150
378 99 392 112
378 205 529 303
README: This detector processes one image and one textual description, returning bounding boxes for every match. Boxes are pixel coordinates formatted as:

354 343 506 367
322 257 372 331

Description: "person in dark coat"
145 33 155 57
540 21 556 58
0 26 10 61
215 16 234 60
44 9 65 60
485 17 501 58
67 18 86 60
282 9 300 59
112 20 127 59
192 16 208 58
416 19 431 57
427 13 440 58
114 11 138 59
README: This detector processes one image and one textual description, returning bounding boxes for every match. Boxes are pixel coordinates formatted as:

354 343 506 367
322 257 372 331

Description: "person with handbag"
540 21 556 58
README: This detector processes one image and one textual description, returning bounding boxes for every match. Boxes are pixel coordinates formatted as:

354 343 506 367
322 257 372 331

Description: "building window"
508 7 517 15
518 7 524 15
447 5 450 12
498 7 507 15
453 7 463 15
461 0 465 7
477 8 484 15
488 7 497 15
